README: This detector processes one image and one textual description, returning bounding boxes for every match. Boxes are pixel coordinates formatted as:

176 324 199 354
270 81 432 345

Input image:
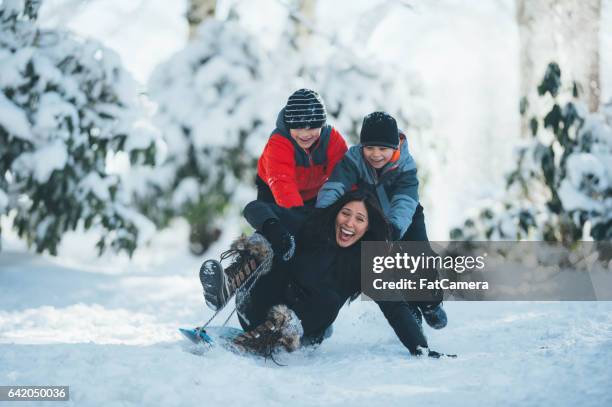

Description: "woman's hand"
262 219 296 261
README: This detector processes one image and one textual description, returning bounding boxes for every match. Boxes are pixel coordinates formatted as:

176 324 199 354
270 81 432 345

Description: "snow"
37 0 188 84
558 180 602 213
33 92 79 141
1 0 24 16
12 140 68 183
1 227 612 406
553 146 609 213
114 205 156 246
77 173 112 202
124 120 160 152
171 178 200 208
0 189 7 213
566 153 607 188
0 92 31 141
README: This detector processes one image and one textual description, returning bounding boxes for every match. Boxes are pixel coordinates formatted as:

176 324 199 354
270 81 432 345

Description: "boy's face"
362 146 395 169
289 128 321 149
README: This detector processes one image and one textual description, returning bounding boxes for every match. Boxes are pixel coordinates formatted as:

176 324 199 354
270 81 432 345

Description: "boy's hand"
262 219 296 261
391 225 402 241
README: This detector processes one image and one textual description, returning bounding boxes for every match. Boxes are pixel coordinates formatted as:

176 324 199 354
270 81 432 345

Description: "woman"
200 190 449 358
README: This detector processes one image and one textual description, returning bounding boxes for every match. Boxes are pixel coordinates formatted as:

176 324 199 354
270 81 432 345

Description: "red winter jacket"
257 109 348 208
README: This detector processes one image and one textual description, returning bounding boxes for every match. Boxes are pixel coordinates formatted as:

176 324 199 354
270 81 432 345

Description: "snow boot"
301 324 334 347
231 305 303 357
419 303 447 329
200 233 273 311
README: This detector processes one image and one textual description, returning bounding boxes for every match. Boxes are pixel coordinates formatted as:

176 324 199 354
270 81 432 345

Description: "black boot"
200 233 273 311
419 302 447 330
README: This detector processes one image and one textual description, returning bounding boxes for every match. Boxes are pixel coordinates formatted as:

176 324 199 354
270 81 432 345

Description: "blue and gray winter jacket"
315 134 419 239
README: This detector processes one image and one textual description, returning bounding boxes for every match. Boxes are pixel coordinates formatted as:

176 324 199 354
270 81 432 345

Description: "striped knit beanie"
283 89 327 129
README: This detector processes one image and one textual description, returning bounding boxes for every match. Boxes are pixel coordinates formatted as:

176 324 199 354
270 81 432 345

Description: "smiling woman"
335 200 369 247
195 190 452 359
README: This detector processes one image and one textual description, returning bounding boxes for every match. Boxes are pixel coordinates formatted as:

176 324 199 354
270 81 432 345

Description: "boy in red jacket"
256 89 348 208
200 90 347 322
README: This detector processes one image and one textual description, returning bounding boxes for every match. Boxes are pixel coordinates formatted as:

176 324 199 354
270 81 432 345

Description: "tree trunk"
295 0 316 50
187 0 216 40
517 0 601 135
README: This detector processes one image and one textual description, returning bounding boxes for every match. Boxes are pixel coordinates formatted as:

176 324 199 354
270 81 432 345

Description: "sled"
179 326 243 346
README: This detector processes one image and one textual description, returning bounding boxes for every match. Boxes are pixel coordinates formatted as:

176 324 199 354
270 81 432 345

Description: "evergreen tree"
0 0 159 255
142 19 275 255
452 63 611 243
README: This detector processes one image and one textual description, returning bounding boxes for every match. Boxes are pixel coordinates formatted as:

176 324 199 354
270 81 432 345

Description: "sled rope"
195 306 236 338
196 310 219 335
222 307 236 326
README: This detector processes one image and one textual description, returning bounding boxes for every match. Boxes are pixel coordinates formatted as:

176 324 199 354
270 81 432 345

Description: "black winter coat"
242 200 428 355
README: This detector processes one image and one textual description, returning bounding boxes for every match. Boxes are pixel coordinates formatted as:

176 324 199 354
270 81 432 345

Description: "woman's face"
335 200 369 247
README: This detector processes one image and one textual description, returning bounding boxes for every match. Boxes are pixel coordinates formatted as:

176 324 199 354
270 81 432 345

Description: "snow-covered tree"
517 0 601 136
452 63 612 243
141 19 278 254
0 0 159 255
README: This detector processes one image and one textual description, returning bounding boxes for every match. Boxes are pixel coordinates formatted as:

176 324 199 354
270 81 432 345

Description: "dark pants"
255 176 276 204
236 262 343 341
255 176 316 206
400 204 442 306
239 191 336 343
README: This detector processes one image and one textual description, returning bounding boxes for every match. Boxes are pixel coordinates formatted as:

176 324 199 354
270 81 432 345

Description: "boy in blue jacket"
316 112 447 329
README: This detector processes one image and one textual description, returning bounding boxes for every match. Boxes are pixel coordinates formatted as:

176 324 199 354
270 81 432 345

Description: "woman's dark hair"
300 189 391 249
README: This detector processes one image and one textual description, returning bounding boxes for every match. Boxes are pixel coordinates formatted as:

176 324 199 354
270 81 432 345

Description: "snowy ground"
1 223 611 407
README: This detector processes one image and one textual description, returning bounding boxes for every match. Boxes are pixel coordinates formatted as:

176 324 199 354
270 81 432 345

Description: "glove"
262 219 296 262
391 225 402 241
414 347 457 359
427 349 457 359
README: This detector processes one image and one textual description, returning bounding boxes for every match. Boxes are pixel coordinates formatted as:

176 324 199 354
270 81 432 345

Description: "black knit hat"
284 89 327 129
360 112 399 149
